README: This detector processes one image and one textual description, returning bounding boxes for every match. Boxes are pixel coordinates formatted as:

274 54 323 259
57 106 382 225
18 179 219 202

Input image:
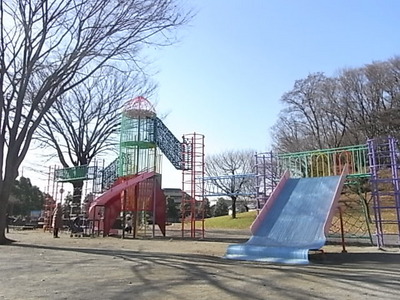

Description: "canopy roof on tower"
123 96 156 118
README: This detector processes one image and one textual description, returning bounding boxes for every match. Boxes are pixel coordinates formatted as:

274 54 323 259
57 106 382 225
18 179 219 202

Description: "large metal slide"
225 167 348 264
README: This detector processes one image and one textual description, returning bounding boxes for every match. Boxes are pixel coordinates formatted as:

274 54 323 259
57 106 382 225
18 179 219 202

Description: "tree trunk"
0 180 14 244
231 196 237 219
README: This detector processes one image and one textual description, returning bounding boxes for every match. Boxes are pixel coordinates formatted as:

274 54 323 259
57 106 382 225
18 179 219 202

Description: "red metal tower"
181 133 205 238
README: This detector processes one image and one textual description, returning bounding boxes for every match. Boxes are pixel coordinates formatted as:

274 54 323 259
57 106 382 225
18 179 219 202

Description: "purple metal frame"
255 152 279 210
389 138 400 244
367 137 400 247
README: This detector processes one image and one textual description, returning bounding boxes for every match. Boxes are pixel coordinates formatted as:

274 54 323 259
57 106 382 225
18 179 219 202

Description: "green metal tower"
118 96 161 177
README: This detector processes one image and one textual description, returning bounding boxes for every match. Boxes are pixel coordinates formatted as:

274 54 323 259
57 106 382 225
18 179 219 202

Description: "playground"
3 4 400 299
32 96 400 265
1 229 399 300
3 93 400 297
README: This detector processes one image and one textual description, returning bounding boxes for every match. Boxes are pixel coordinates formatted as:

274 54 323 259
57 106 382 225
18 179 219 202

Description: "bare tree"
337 60 400 141
365 59 400 136
274 71 365 152
272 114 304 153
279 73 328 150
273 74 325 152
0 0 190 244
36 68 155 208
205 150 255 219
272 57 400 154
338 67 376 139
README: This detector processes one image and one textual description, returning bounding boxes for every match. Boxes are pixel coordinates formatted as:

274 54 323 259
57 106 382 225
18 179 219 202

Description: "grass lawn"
203 211 257 230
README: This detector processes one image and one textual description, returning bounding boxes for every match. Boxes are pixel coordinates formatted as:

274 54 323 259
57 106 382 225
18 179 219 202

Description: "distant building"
163 188 192 222
163 188 184 205
163 188 193 204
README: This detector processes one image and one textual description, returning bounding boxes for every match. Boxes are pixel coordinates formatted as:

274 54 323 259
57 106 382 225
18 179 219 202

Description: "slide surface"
89 171 166 236
225 170 347 264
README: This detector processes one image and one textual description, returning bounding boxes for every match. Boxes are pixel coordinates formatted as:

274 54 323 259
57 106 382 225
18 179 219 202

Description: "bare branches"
36 68 156 168
205 149 256 218
272 56 400 153
0 0 189 178
0 0 191 241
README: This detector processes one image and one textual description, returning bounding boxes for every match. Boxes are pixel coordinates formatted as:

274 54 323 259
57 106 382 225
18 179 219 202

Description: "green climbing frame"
54 165 97 182
277 144 369 178
275 144 374 244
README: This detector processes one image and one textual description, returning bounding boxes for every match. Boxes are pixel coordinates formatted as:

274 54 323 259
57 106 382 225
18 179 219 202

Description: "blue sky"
22 0 400 191
151 0 400 188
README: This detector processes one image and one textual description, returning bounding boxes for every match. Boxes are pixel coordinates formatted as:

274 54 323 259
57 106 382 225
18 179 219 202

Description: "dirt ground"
1 225 399 300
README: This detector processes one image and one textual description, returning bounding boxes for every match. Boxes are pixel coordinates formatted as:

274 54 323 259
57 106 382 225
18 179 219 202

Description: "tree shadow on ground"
310 251 400 265
6 241 400 300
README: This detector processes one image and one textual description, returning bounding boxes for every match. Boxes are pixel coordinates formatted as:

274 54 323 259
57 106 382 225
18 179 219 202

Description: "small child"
124 214 132 234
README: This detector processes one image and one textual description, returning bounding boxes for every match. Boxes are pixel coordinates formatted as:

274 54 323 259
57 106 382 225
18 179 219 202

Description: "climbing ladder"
181 133 205 238
152 118 206 238
368 137 400 247
255 152 280 210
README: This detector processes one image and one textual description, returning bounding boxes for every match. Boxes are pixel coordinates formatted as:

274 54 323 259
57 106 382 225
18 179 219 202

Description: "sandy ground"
0 226 399 300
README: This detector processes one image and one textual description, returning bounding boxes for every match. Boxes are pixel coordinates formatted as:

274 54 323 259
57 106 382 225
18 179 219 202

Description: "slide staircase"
153 117 184 170
99 117 185 190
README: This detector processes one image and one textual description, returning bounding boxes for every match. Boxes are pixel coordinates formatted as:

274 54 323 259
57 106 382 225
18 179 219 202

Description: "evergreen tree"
212 198 229 217
10 177 44 216
203 198 212 218
166 197 180 222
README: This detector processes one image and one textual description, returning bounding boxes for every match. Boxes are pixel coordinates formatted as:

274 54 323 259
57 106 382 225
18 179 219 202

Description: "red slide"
88 171 166 236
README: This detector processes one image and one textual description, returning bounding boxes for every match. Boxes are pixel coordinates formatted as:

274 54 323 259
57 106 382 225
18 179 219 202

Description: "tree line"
272 56 400 153
9 177 44 217
166 197 246 222
0 0 190 243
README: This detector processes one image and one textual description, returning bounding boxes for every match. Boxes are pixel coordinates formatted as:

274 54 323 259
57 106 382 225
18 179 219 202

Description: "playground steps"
153 117 184 170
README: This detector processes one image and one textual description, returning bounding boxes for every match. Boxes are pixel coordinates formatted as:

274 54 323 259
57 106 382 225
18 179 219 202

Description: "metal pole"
122 189 126 239
389 137 400 245
133 116 141 238
368 139 384 248
338 206 347 253
152 149 157 238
